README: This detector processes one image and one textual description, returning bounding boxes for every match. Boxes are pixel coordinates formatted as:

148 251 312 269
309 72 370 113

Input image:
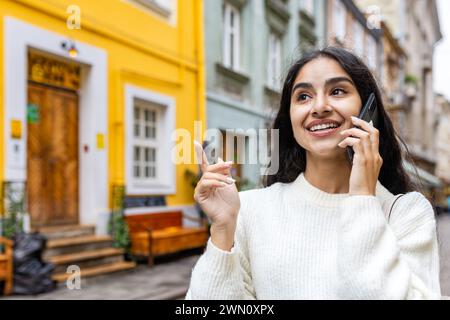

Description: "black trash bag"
13 232 47 265
12 232 56 295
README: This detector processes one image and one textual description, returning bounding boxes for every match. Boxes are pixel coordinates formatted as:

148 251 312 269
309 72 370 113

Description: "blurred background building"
435 93 450 192
354 0 445 199
203 0 327 188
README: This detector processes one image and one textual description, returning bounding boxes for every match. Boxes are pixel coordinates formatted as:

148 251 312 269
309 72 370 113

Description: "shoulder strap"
387 194 405 222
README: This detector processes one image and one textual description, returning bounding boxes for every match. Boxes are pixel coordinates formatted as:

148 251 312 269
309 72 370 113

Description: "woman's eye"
297 93 311 102
332 88 346 95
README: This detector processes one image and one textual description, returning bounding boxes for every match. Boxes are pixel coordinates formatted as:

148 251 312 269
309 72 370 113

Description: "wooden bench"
125 211 208 266
0 237 13 295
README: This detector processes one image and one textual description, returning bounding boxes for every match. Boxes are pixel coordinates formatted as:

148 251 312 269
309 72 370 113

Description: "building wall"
0 0 205 219
326 0 382 78
403 0 441 163
355 0 442 167
435 94 450 183
204 0 326 186
355 0 407 41
380 21 407 136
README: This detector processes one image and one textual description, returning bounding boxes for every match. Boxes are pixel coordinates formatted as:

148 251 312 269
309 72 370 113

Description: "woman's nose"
311 95 332 116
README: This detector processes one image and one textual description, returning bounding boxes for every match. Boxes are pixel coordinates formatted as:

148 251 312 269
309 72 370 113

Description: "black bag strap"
388 194 405 222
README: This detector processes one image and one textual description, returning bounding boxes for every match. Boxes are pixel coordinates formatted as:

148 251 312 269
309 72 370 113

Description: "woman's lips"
306 126 341 138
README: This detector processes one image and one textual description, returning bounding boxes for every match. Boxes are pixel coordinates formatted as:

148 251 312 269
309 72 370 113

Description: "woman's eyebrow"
291 77 354 95
291 82 313 95
324 77 354 87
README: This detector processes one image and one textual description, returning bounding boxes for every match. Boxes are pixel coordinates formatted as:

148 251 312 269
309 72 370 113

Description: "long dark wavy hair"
264 46 417 195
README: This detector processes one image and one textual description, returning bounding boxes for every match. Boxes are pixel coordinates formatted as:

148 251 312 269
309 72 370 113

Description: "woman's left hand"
338 116 383 196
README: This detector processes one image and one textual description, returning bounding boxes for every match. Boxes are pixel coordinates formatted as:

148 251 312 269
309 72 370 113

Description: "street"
2 251 200 300
1 213 449 299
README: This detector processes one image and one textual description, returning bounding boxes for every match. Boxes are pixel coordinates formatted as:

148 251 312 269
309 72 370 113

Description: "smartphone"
346 93 379 163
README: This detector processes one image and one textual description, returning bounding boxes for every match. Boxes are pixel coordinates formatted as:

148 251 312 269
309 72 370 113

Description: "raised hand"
338 117 383 196
193 141 240 251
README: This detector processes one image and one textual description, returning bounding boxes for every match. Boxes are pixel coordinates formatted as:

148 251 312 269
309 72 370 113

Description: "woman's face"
290 57 362 159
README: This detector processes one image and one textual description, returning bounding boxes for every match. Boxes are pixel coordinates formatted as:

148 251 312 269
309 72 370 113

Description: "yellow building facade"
0 0 205 229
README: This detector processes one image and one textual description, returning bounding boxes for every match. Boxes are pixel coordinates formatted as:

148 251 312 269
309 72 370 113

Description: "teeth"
309 123 339 132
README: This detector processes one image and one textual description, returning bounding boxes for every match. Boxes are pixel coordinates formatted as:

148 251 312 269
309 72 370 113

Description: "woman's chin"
308 146 346 160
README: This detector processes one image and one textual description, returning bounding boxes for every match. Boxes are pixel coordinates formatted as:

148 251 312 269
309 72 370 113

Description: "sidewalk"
2 251 201 300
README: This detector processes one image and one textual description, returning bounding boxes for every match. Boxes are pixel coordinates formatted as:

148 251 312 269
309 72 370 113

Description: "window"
301 0 314 15
126 85 175 195
267 32 282 91
132 0 172 16
365 35 377 71
223 3 240 70
133 103 158 181
333 0 346 42
353 21 365 57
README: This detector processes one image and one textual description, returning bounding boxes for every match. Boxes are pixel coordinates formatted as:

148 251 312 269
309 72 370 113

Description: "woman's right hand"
194 141 240 250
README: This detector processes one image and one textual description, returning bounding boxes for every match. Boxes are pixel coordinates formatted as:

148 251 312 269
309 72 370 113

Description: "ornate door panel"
27 83 79 227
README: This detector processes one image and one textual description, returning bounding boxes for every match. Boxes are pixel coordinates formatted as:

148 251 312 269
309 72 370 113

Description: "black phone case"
346 93 378 163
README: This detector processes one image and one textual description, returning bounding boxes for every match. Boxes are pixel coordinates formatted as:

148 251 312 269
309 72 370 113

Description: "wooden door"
27 83 79 227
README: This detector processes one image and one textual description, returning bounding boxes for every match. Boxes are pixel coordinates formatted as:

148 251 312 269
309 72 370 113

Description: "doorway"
27 52 80 227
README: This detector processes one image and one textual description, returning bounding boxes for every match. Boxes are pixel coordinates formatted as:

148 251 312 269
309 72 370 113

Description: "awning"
403 161 443 188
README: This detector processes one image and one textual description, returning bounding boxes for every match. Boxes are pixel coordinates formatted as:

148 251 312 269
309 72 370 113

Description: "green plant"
109 185 131 254
405 74 418 85
109 210 131 252
1 182 25 239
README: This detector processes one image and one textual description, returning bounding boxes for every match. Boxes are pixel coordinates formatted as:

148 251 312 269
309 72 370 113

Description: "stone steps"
40 224 135 283
52 261 136 283
48 247 125 274
44 235 113 259
34 224 96 240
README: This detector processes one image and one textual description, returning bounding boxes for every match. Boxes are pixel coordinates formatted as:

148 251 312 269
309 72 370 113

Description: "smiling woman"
267 47 413 196
186 46 441 300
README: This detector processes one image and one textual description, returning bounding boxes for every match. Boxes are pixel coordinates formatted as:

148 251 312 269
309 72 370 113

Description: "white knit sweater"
185 173 441 300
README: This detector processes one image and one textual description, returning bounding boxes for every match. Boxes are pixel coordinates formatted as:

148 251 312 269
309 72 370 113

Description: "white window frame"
333 0 346 42
223 2 241 71
301 0 315 15
131 0 172 15
267 31 282 91
153 0 171 11
125 85 176 195
128 0 177 25
132 102 159 182
353 21 365 57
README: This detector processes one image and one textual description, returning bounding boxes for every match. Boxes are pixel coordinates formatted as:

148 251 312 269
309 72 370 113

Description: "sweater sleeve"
337 192 441 300
185 199 257 300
